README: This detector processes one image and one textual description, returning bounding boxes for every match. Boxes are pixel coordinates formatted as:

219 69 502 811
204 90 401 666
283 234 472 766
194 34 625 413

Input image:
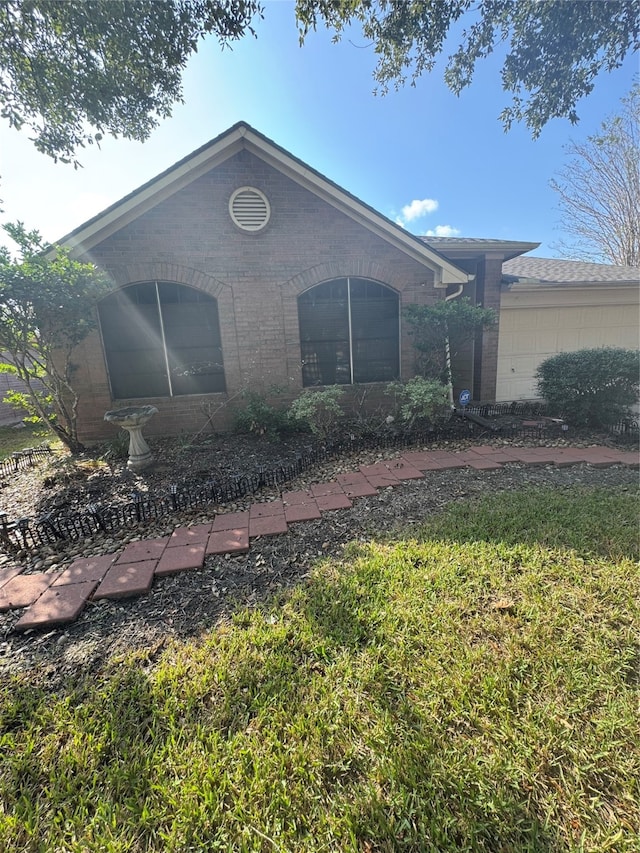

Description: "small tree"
0 222 111 452
403 298 496 393
535 347 640 427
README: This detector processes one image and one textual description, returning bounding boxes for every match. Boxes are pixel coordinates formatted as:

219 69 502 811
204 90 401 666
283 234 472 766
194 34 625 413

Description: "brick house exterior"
59 123 537 442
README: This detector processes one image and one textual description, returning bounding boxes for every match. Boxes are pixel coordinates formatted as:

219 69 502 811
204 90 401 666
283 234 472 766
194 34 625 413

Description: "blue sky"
0 1 637 256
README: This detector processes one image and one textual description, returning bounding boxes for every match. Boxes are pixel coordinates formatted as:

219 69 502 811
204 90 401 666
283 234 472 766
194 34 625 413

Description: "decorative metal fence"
0 444 52 480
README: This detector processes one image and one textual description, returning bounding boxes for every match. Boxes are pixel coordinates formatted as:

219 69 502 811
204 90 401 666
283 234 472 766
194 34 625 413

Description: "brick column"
473 255 503 401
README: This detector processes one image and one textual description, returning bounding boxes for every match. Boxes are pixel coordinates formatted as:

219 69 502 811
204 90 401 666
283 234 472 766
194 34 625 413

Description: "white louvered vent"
229 187 271 232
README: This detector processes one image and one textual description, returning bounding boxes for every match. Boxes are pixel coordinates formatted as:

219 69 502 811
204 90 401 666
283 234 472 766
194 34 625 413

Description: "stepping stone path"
0 445 637 633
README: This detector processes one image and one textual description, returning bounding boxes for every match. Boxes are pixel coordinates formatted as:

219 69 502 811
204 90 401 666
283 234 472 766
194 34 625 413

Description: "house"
55 121 636 442
498 256 640 401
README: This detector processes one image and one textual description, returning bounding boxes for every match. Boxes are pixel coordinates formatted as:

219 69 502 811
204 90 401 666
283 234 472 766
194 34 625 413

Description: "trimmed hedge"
535 347 639 427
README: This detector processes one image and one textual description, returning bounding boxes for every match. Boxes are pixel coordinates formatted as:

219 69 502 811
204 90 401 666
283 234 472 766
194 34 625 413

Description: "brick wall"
75 151 440 441
472 255 503 401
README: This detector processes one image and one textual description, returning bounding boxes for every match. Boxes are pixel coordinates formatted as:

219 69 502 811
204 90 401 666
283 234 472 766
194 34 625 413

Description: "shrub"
535 347 640 427
385 377 451 429
233 392 290 439
287 387 345 441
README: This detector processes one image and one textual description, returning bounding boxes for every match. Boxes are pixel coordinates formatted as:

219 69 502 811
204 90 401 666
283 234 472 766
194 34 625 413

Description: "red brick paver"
384 459 424 480
359 464 402 488
168 522 212 547
249 514 288 538
250 500 285 518
94 560 158 599
310 482 345 497
117 538 169 564
156 543 206 576
206 528 249 555
0 573 56 611
14 581 97 630
212 511 250 531
0 564 24 589
284 503 322 523
281 489 316 505
316 493 353 512
52 554 117 586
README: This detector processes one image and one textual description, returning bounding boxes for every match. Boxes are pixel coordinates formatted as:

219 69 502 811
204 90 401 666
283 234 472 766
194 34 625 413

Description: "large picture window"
99 281 226 399
298 278 400 386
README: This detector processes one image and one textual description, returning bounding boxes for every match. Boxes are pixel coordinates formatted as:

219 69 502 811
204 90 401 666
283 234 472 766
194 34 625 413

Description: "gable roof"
503 256 640 286
56 121 470 286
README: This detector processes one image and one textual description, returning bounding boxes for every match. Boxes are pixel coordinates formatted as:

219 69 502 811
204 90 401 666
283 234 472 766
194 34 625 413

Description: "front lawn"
1 486 638 852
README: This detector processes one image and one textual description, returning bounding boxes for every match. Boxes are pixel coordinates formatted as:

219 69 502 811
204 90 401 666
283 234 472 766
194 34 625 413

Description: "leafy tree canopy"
0 0 261 164
296 0 640 136
1 1 638 165
0 222 112 452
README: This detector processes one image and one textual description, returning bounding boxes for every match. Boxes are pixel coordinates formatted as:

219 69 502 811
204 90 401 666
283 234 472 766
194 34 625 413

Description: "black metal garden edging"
0 410 636 554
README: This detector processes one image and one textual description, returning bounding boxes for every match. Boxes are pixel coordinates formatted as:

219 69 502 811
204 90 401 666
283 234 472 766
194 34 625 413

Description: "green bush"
287 387 345 441
385 377 451 429
535 347 640 427
233 392 290 439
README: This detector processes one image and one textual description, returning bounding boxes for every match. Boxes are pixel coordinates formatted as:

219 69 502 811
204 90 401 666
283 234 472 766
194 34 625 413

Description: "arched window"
99 281 225 399
298 278 400 386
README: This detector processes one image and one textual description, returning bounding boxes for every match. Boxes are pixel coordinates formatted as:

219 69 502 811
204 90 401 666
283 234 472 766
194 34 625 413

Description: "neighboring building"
53 122 638 441
498 257 640 401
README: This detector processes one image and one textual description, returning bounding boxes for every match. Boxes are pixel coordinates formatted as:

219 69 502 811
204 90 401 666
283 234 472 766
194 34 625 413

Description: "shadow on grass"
1 486 636 851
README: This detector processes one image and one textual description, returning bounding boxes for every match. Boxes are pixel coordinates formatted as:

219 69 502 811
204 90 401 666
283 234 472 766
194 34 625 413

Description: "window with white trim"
298 278 400 386
99 282 225 399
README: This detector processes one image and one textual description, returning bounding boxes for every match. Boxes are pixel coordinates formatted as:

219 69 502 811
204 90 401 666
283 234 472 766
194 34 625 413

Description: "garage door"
496 286 640 401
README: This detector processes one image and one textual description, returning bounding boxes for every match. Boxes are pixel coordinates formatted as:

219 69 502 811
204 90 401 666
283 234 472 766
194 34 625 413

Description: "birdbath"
104 405 158 471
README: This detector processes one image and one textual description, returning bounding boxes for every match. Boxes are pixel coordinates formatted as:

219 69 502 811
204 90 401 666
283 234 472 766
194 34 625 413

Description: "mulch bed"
0 428 637 687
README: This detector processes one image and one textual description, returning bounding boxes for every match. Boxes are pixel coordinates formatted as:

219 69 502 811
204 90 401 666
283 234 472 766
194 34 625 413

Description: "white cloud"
424 225 461 238
395 198 439 227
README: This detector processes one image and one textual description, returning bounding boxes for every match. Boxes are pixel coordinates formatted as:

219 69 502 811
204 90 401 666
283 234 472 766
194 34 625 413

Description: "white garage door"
496 286 640 401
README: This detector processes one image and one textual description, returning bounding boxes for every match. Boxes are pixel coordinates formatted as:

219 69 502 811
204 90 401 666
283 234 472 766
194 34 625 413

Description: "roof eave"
52 122 469 286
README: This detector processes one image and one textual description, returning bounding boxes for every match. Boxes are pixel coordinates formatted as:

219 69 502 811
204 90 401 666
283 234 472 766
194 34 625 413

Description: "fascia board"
506 278 640 291
436 244 540 262
55 130 246 256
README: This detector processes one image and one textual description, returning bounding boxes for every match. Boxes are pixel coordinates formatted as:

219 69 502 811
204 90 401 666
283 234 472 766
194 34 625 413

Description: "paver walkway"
0 444 637 632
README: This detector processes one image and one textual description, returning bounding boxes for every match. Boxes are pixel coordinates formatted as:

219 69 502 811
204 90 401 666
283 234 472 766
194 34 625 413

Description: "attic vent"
229 187 270 232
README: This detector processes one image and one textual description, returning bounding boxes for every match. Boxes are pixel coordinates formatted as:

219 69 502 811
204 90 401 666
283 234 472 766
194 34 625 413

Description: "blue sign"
459 389 471 407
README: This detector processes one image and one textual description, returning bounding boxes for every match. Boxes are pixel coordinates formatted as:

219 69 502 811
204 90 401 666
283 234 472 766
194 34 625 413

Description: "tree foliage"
0 223 111 452
296 0 640 136
535 347 639 427
404 297 496 386
551 84 640 266
1 1 638 164
0 0 261 164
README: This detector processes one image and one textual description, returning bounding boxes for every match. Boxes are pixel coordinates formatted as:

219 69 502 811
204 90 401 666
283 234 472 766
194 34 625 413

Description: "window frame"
98 281 226 400
298 277 401 387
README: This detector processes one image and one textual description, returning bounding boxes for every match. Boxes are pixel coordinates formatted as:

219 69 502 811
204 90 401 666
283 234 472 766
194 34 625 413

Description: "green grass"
0 423 53 460
1 486 638 852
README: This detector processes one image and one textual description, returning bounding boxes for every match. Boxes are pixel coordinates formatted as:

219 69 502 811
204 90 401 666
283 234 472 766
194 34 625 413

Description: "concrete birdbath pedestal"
104 405 158 471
